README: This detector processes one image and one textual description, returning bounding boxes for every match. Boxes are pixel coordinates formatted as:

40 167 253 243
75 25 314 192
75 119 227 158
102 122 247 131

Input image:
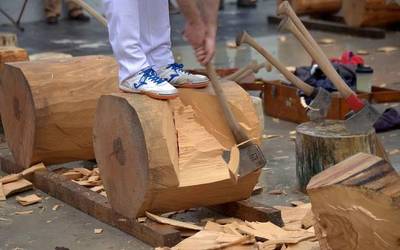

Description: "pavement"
0 0 399 249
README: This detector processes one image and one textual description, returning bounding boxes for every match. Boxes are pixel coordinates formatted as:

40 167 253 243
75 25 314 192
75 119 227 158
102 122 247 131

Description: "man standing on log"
103 0 220 100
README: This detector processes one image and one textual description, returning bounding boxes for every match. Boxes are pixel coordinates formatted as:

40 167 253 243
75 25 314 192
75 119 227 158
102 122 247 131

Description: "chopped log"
93 80 262 218
0 56 118 167
277 0 342 15
295 120 380 191
0 47 28 72
0 33 17 47
342 0 400 27
307 153 400 250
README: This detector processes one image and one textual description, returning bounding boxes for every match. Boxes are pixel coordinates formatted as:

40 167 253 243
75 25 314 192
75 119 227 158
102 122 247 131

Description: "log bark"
0 55 118 167
93 80 262 218
307 153 400 250
278 0 342 15
295 120 380 191
342 0 400 27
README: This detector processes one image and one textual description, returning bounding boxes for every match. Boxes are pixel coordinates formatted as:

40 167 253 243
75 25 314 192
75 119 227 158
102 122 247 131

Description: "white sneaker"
119 67 178 100
158 63 209 89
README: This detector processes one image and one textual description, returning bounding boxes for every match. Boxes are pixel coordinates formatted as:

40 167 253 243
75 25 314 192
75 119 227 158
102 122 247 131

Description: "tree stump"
295 120 378 191
0 33 17 47
342 0 400 27
277 0 342 15
307 153 400 250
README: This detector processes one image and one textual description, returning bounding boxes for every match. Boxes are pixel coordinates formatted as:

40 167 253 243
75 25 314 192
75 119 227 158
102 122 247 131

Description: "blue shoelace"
167 63 185 73
135 68 165 89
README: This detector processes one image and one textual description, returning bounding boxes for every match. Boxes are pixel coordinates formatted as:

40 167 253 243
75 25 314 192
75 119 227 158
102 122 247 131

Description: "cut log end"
93 95 150 218
307 153 400 249
0 64 35 167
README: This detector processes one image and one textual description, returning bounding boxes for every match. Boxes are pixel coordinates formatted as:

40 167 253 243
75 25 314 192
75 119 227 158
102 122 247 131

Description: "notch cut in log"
295 120 383 191
93 80 262 218
342 0 400 27
277 0 342 15
0 55 118 168
307 153 400 250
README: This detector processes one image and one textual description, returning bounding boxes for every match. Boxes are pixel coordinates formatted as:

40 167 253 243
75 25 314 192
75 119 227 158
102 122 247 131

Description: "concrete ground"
1 1 399 249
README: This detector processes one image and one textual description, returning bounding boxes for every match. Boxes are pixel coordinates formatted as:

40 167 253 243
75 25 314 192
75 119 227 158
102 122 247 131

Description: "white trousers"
103 0 174 82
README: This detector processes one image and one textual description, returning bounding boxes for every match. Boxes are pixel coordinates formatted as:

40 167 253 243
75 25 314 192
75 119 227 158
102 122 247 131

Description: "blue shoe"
158 63 209 89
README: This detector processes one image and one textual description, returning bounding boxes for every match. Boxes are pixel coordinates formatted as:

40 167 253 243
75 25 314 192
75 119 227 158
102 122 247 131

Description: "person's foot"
46 16 58 25
119 67 178 100
68 12 90 22
158 63 209 89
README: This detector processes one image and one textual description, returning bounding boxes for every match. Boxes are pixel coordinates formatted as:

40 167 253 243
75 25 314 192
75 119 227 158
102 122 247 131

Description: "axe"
206 63 266 178
236 31 331 122
224 60 271 82
277 1 380 133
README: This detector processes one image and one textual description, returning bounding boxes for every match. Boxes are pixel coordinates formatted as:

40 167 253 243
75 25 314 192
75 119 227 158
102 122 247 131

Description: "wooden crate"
263 80 373 124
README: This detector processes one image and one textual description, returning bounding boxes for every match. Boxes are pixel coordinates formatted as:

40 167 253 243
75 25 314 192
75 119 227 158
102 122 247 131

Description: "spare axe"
206 63 266 178
236 31 331 122
224 60 272 82
277 1 380 133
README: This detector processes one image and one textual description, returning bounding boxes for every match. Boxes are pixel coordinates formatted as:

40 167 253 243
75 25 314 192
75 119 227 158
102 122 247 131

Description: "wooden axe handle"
69 0 108 27
224 60 258 81
279 2 359 103
241 34 314 96
206 63 250 143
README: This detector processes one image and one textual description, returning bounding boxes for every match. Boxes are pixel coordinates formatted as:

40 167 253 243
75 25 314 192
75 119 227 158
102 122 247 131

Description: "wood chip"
301 209 315 229
262 134 281 140
88 175 100 182
52 204 61 211
94 228 103 234
356 50 369 55
318 38 335 45
0 182 5 201
14 210 33 215
272 118 280 123
225 40 237 48
73 167 92 176
215 217 245 225
289 130 296 135
252 184 264 195
389 149 400 156
90 185 104 193
279 35 287 42
290 201 305 207
16 194 42 206
3 179 33 197
0 174 21 184
146 211 203 231
268 189 287 195
100 191 107 197
137 217 147 223
61 171 83 180
377 46 398 53
286 66 296 73
275 203 312 225
286 240 320 250
272 156 289 160
21 162 46 176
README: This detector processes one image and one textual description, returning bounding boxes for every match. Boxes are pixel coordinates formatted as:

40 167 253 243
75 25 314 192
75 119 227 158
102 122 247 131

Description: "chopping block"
93 80 263 218
295 120 387 191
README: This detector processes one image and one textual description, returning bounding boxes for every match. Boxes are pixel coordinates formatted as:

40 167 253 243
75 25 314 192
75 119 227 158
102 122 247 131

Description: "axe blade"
307 87 332 122
344 103 381 134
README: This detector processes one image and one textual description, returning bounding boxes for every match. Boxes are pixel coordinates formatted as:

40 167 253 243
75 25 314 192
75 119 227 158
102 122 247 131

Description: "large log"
277 0 342 15
342 0 400 27
295 120 381 191
307 153 400 250
0 55 118 167
93 81 262 218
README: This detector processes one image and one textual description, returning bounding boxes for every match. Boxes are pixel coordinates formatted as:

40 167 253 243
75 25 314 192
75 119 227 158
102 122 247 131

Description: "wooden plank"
0 156 181 247
267 15 386 39
209 199 284 227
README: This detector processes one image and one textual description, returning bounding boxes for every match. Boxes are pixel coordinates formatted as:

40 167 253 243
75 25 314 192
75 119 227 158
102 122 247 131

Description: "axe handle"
241 34 314 96
206 63 250 143
280 2 364 111
224 60 258 81
69 0 108 27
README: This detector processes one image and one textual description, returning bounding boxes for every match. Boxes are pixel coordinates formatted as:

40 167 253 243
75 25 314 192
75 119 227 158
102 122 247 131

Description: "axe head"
344 102 381 133
223 142 266 178
307 87 332 122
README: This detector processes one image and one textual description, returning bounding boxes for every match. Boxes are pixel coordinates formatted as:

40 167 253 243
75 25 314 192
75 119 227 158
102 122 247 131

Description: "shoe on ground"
158 63 209 89
68 12 90 22
46 16 58 25
119 67 178 100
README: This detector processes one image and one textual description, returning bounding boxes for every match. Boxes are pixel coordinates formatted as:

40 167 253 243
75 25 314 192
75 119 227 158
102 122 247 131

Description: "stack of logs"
278 0 400 27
